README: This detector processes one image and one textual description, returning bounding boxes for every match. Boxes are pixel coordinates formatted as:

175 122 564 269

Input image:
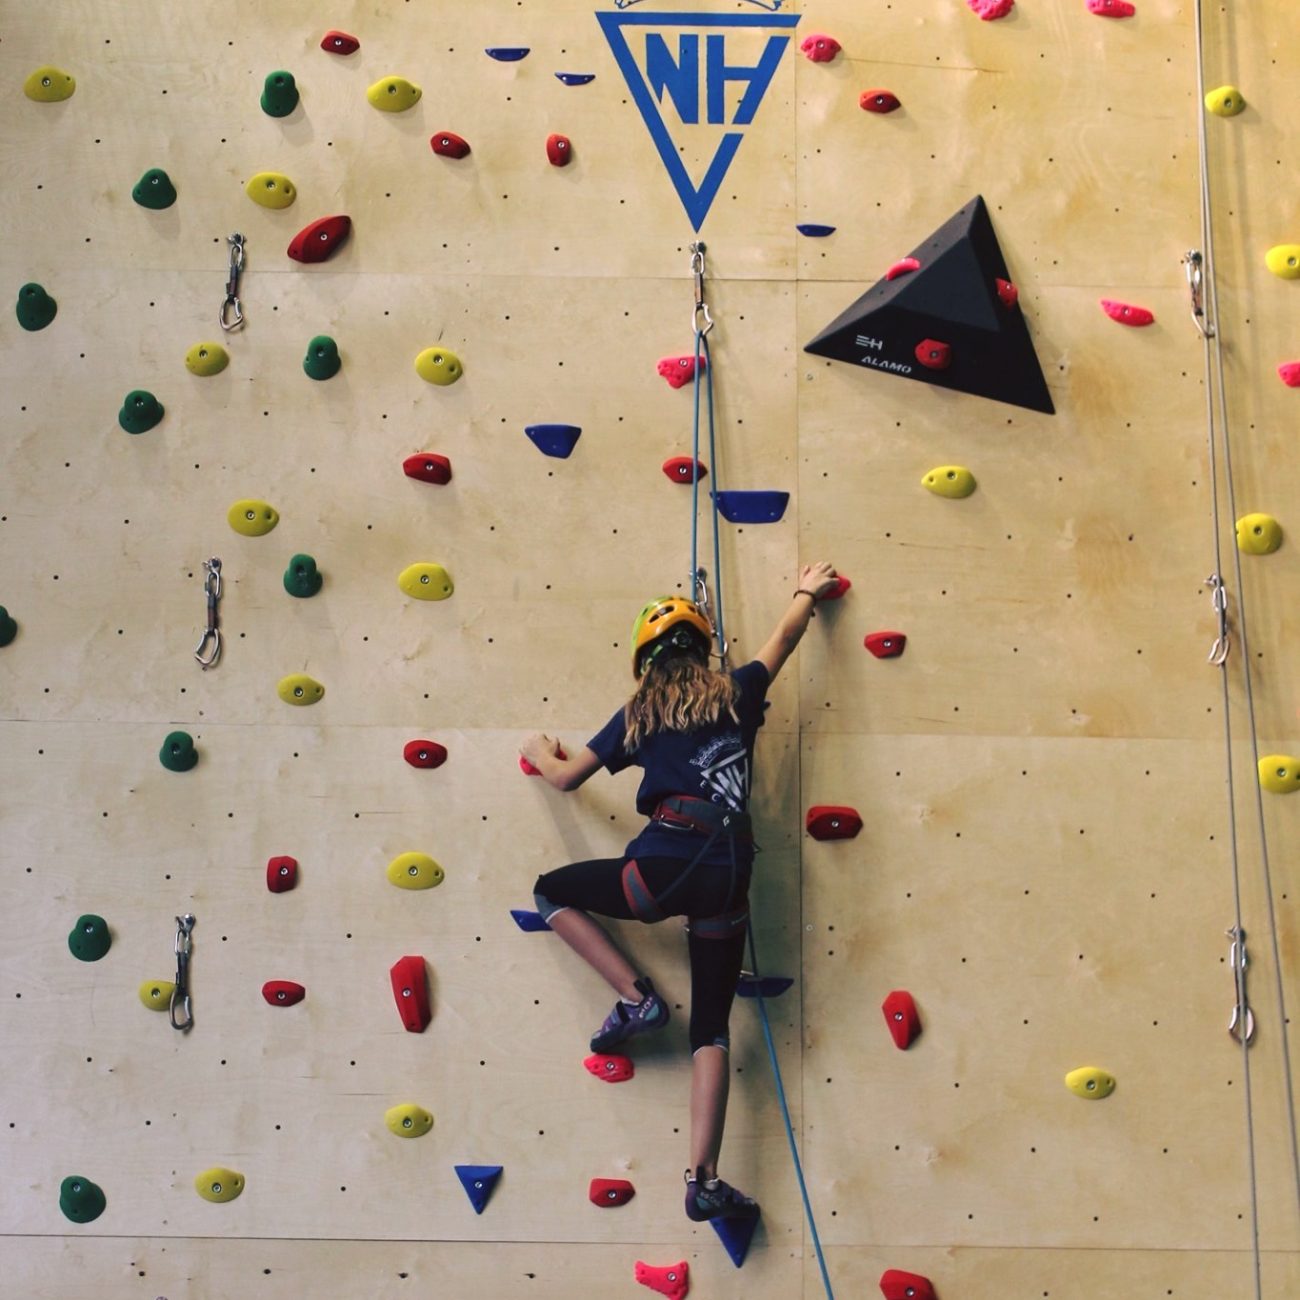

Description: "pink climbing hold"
584 1053 634 1083
968 0 1015 18
1277 362 1300 387
262 980 305 1007
799 33 841 63
662 456 707 484
1100 298 1155 326
886 257 920 281
404 740 448 769
546 133 573 167
657 354 706 389
914 339 952 370
287 215 351 264
880 1269 936 1300
882 991 922 1050
635 1260 689 1300
520 745 566 777
1087 0 1135 14
860 89 901 114
865 631 907 659
403 453 452 485
390 955 431 1033
266 855 299 893
996 277 1020 308
430 131 471 159
320 30 360 55
589 1177 636 1207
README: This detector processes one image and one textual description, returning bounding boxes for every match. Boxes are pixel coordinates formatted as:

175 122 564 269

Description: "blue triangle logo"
597 8 800 231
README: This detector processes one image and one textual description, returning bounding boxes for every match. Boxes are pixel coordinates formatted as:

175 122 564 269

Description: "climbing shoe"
590 976 669 1052
683 1167 760 1223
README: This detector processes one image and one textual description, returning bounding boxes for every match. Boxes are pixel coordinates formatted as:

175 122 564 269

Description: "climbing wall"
3 0 1300 1297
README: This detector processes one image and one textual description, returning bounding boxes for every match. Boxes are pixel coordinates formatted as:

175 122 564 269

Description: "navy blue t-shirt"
586 661 770 867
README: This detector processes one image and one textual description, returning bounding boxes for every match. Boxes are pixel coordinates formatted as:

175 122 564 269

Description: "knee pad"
692 1035 731 1055
532 879 566 922
686 906 749 941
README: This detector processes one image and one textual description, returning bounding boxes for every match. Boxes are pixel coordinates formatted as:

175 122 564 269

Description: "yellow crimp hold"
1265 245 1300 280
414 346 463 386
387 852 445 891
385 1103 434 1138
185 342 229 377
367 76 422 112
138 979 175 1011
921 465 976 499
1065 1066 1115 1099
1235 513 1282 555
195 1167 245 1203
398 562 454 601
245 171 297 209
1204 85 1245 117
277 674 325 706
24 66 76 102
1258 756 1300 794
227 499 279 536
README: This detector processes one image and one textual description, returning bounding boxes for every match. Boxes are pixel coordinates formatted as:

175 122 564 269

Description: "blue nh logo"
597 5 800 231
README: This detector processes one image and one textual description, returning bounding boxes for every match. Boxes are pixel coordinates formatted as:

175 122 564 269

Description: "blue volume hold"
485 47 529 61
555 72 596 85
713 491 789 524
510 908 552 933
524 424 582 459
796 223 836 238
455 1164 504 1214
711 1213 759 1268
736 974 794 999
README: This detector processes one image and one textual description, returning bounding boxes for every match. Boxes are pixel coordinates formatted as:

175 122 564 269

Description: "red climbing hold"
404 740 448 769
262 980 305 1007
635 1260 689 1300
390 955 431 1033
968 0 1015 18
821 575 852 601
546 134 572 167
584 1053 634 1083
320 30 360 55
865 631 906 659
662 457 708 484
914 340 952 371
882 991 921 1050
799 33 841 62
886 257 920 281
1277 362 1300 388
403 453 452 485
806 806 863 841
996 277 1020 309
287 215 351 264
520 746 566 777
266 855 299 893
880 1268 936 1300
589 1177 636 1207
657 354 706 389
430 132 471 159
1087 0 1135 14
1100 299 1154 326
860 89 901 114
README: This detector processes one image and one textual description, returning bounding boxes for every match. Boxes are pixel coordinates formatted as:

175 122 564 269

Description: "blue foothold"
524 424 582 459
555 73 596 86
455 1164 503 1214
486 47 529 61
736 974 794 999
711 1213 759 1268
713 491 790 524
796 223 836 238
510 908 552 933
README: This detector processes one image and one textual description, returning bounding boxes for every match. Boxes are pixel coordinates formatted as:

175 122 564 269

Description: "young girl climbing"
521 562 838 1224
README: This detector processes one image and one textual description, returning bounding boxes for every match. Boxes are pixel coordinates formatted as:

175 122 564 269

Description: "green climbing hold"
283 554 323 598
16 283 57 331
303 335 341 381
132 168 177 210
261 70 299 117
59 1176 106 1224
159 730 198 772
118 390 164 435
0 606 17 647
68 915 111 963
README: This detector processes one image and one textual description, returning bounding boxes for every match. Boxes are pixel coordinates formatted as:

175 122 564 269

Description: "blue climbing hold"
455 1164 503 1214
555 73 595 85
712 1214 759 1268
485 48 529 61
736 974 794 999
511 909 552 932
796 224 836 237
713 491 789 524
524 424 582 459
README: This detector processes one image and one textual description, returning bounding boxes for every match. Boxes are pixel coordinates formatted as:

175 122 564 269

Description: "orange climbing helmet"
631 596 713 677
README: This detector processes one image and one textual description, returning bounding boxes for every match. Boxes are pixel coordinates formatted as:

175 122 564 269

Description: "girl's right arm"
754 561 838 683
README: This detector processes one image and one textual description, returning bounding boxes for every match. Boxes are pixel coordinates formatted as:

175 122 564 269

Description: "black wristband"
794 588 817 602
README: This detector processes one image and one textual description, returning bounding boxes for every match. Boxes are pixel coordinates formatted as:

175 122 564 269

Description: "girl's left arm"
520 735 604 792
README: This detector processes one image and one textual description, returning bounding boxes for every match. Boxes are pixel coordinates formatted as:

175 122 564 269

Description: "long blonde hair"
624 653 740 752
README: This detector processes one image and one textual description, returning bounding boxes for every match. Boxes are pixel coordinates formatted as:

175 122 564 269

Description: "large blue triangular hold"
455 1164 503 1214
510 908 551 932
524 424 582 459
711 1212 758 1267
713 491 788 524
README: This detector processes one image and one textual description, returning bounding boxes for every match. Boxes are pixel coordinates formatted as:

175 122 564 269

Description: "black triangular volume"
805 196 1055 415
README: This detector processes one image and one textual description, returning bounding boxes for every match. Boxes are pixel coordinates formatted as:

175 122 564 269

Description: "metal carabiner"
1184 250 1214 340
692 566 728 665
1227 925 1255 1045
1204 573 1230 666
220 233 246 332
170 914 196 1032
690 241 714 337
194 558 223 669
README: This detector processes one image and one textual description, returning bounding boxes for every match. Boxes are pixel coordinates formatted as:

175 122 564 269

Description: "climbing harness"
170 914 195 1032
1227 927 1255 1045
194 558 222 669
220 233 245 331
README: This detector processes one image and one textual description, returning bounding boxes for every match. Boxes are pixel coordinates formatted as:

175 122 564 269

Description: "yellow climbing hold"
1265 245 1300 280
195 1167 245 1203
922 466 976 499
398 563 454 601
245 171 297 209
385 1103 434 1138
387 852 445 891
277 674 325 706
24 66 76 102
367 76 422 112
1235 513 1282 555
414 347 464 386
1065 1067 1115 1099
138 979 175 1011
185 342 229 377
1204 85 1245 117
227 500 279 536
1258 756 1300 794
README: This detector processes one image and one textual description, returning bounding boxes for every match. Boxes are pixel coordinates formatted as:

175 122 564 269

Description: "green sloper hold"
118 390 163 435
59 1176 106 1224
0 606 16 647
283 554 322 597
68 915 111 962
160 731 198 772
261 70 299 117
16 283 57 331
132 168 177 210
303 336 340 381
